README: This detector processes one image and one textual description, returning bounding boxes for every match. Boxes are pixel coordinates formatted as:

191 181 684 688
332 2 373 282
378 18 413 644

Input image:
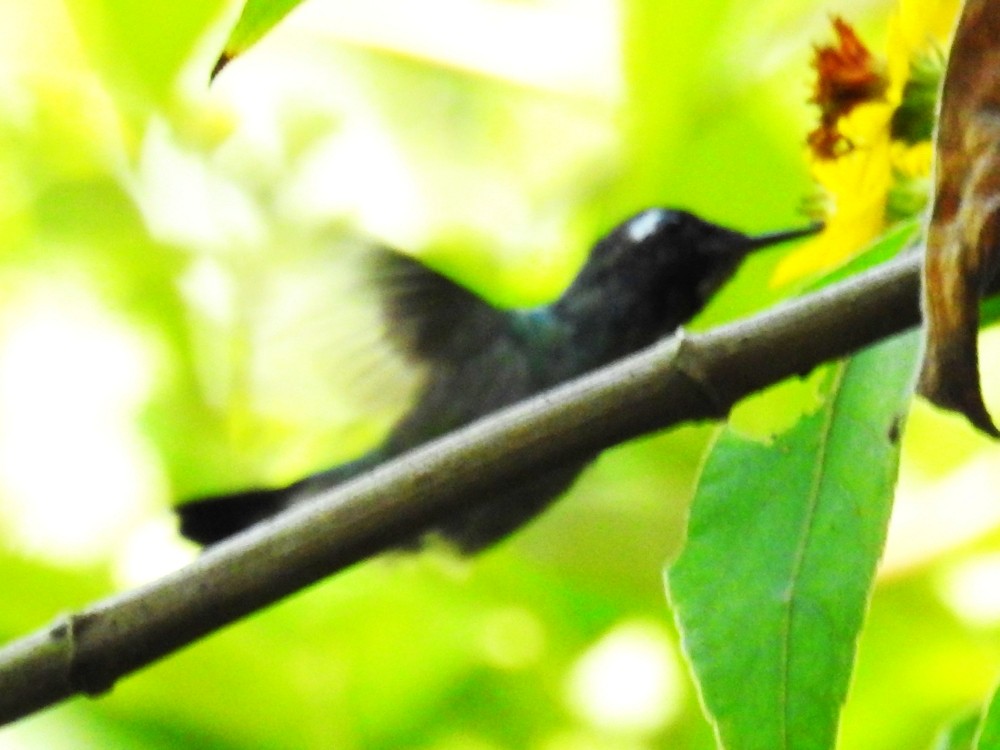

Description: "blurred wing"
192 239 518 489
369 248 515 362
242 238 425 436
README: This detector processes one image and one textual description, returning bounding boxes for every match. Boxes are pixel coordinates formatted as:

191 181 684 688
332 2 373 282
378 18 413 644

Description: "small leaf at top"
919 0 1000 437
212 0 305 79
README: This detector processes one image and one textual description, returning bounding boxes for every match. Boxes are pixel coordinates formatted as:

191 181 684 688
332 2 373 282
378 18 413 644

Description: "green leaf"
726 222 921 440
934 690 1000 750
666 329 921 750
803 219 921 292
213 0 305 78
933 712 981 750
977 681 1000 749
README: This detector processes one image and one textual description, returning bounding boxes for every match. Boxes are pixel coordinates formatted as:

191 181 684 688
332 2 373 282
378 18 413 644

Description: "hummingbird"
177 208 820 552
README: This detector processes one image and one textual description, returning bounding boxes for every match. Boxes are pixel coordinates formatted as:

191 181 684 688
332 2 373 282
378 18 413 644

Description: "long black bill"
742 222 824 253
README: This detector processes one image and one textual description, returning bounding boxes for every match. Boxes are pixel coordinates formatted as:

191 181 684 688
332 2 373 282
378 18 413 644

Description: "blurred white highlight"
0 288 162 565
566 619 684 735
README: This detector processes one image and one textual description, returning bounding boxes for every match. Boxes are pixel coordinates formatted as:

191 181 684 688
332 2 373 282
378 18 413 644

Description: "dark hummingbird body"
177 209 819 551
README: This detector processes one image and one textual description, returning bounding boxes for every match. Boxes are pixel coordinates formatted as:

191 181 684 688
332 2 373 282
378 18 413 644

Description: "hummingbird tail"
177 486 292 546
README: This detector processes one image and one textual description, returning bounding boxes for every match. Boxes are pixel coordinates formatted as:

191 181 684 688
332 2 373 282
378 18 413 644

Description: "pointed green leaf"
933 711 980 750
213 0 304 78
802 218 921 292
976 681 1000 749
667 330 921 750
933 712 980 750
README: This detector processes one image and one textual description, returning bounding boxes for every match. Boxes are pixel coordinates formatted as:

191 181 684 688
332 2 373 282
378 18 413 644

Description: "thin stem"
0 250 923 726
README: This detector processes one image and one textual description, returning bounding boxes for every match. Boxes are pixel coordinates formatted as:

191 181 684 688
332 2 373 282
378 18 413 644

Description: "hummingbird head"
574 208 821 303
553 208 821 360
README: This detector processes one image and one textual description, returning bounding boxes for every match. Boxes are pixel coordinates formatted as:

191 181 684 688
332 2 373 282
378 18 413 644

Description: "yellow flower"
773 0 959 286
776 123 893 285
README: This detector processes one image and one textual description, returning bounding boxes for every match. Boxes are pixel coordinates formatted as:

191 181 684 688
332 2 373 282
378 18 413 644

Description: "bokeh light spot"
0 286 162 565
565 619 684 735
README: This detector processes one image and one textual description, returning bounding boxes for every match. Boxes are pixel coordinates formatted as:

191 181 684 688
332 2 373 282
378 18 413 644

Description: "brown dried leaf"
808 17 889 160
920 0 1000 437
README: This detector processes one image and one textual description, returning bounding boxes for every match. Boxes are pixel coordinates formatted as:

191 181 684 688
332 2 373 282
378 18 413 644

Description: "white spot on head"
626 209 672 243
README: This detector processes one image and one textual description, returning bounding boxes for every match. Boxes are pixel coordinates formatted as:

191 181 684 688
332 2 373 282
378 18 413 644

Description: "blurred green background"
2 0 1000 748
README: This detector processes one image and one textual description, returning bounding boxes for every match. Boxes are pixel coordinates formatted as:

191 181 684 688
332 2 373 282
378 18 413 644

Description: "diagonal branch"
0 249 923 726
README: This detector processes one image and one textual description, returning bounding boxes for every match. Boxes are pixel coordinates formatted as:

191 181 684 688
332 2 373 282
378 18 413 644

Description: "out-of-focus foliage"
1 1 1000 749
